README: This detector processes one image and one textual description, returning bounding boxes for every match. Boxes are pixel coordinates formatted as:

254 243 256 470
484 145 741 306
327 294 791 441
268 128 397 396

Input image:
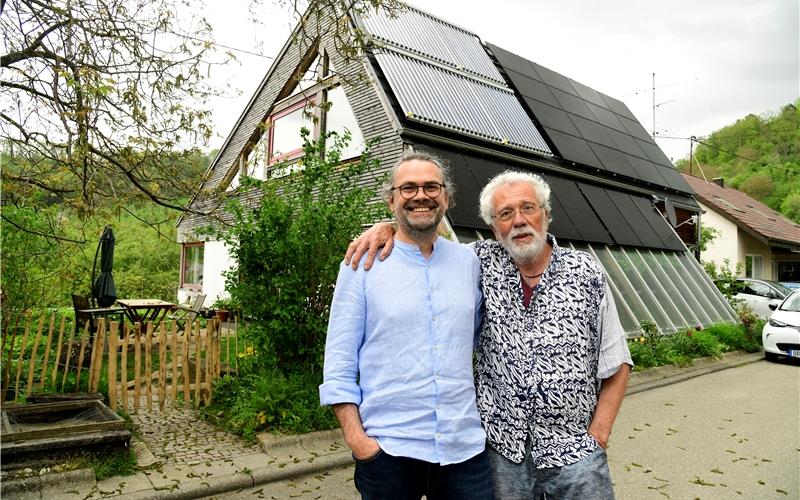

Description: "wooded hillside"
676 101 800 222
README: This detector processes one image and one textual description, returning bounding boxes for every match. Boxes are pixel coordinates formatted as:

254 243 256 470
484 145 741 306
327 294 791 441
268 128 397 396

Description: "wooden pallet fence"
1 312 95 401
102 318 222 412
2 314 235 413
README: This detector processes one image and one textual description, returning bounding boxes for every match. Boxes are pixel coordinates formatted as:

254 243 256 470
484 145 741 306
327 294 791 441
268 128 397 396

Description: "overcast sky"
203 0 799 163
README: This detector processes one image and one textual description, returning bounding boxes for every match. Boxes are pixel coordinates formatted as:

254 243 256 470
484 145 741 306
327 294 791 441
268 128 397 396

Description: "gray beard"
500 227 546 264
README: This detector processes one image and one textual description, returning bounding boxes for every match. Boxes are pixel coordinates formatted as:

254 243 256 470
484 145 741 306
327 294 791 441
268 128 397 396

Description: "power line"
692 138 798 175
180 33 277 61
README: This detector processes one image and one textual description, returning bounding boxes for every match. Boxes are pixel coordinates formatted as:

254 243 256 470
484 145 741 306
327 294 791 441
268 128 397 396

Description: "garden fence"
1 313 245 413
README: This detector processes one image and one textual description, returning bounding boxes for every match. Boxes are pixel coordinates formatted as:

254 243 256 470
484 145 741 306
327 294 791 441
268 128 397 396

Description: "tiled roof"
681 173 800 247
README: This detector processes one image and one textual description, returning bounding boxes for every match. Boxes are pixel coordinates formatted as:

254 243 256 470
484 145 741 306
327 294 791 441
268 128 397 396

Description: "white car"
735 278 792 319
762 290 800 361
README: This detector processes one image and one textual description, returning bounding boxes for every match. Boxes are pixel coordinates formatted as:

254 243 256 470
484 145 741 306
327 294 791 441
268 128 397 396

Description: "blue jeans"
353 448 494 500
487 444 614 500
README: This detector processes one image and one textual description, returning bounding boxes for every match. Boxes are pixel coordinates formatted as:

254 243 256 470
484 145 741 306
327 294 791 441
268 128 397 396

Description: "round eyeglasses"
493 203 542 222
391 182 446 199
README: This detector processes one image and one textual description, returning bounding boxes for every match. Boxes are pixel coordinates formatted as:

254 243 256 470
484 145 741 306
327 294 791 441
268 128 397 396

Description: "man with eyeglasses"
320 152 493 499
346 168 632 499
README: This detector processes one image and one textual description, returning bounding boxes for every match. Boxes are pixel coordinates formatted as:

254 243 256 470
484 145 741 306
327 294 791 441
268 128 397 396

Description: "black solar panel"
586 103 627 133
607 190 664 248
599 93 637 121
545 176 612 244
487 42 694 196
543 129 602 169
546 195 582 241
579 184 642 247
484 43 535 77
505 69 560 107
630 196 685 251
588 143 640 180
550 88 597 121
570 80 608 108
522 99 581 137
531 62 576 95
570 114 615 146
625 154 669 186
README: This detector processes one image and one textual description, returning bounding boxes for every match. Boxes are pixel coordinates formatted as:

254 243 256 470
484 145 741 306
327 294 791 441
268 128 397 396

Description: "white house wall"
737 232 775 280
699 200 776 279
176 239 234 307
700 201 739 269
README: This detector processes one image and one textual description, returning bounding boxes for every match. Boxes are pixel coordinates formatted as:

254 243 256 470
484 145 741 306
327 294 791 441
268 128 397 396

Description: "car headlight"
769 318 789 327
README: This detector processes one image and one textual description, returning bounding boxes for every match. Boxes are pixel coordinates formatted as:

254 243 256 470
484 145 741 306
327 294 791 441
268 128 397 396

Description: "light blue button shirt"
319 237 485 465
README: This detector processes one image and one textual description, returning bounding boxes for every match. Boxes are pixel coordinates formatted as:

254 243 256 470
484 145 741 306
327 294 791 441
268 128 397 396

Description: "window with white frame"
181 242 204 289
232 50 366 184
745 254 764 278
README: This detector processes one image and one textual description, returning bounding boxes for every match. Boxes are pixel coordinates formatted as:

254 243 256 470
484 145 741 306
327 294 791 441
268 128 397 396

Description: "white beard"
500 225 546 262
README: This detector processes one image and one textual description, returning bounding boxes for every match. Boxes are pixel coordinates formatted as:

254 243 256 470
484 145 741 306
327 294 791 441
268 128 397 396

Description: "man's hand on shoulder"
344 222 396 270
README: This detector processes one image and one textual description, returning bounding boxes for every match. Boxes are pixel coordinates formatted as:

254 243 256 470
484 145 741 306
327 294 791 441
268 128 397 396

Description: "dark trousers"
354 449 494 500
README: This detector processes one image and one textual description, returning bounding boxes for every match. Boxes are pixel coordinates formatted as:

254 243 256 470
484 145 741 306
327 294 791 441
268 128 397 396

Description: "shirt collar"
393 236 442 256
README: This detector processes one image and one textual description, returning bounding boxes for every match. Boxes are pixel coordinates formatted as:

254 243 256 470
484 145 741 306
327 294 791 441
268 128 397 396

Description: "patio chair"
72 293 97 334
168 293 206 330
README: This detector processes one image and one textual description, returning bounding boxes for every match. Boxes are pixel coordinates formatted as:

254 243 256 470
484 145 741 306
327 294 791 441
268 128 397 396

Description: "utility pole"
652 72 656 139
689 136 694 175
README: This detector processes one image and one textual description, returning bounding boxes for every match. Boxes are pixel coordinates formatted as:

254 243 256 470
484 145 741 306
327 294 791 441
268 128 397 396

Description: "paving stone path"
130 400 260 467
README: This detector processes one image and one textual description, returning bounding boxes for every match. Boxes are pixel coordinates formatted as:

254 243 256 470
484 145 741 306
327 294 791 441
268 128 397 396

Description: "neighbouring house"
177 1 736 334
681 173 800 281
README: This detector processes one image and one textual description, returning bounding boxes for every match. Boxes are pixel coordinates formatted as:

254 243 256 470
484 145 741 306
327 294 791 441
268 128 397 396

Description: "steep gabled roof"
682 173 800 249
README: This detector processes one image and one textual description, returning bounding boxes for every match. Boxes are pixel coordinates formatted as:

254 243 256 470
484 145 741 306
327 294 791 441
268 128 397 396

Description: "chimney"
712 177 725 188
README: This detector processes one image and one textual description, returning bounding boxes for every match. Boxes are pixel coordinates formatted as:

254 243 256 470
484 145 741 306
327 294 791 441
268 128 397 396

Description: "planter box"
1 400 130 458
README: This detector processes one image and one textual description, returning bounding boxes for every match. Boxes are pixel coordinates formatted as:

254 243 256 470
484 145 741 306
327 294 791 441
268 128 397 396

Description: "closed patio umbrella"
91 225 117 307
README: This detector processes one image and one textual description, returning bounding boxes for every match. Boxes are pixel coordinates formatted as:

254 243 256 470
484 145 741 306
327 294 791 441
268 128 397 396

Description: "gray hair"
478 170 552 225
380 151 456 207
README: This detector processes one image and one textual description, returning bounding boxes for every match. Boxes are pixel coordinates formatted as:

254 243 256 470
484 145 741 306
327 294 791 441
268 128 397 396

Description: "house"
177 1 737 334
681 173 800 281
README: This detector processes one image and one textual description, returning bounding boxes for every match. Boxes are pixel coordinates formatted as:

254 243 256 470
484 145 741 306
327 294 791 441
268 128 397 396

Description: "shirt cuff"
319 381 362 406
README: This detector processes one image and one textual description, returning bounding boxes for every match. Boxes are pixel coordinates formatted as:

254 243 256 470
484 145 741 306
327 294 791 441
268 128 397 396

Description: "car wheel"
764 351 779 362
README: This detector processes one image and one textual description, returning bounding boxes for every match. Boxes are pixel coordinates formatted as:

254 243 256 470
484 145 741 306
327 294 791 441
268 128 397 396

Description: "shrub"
205 132 386 435
202 370 338 440
215 131 386 374
705 322 762 353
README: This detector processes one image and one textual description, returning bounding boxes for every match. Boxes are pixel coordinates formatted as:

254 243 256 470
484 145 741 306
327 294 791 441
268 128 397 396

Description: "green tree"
697 225 719 253
676 101 800 219
2 0 223 238
780 192 800 223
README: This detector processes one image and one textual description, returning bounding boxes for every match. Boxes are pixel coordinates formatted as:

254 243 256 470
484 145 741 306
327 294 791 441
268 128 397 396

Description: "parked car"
762 290 800 361
735 278 792 319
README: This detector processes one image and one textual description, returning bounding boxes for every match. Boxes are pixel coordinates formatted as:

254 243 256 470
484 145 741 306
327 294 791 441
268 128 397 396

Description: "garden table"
116 299 175 328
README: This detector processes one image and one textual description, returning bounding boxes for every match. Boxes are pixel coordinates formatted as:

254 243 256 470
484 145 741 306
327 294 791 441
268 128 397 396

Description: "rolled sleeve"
319 261 366 406
596 283 633 380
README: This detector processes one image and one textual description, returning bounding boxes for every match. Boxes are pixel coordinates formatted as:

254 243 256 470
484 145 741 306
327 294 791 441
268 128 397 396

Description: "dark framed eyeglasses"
493 203 542 222
391 182 446 199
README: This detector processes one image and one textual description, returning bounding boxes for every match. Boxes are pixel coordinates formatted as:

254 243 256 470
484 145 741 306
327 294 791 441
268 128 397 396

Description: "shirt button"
435 433 443 439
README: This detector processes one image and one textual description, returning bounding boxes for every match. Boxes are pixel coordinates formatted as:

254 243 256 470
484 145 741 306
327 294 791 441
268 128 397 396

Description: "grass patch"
76 444 138 480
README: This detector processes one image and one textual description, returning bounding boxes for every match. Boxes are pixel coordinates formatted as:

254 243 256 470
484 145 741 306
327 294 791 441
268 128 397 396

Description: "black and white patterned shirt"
472 235 632 468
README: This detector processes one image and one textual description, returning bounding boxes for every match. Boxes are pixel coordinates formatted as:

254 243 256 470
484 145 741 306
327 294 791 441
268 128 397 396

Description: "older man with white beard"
346 169 632 500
